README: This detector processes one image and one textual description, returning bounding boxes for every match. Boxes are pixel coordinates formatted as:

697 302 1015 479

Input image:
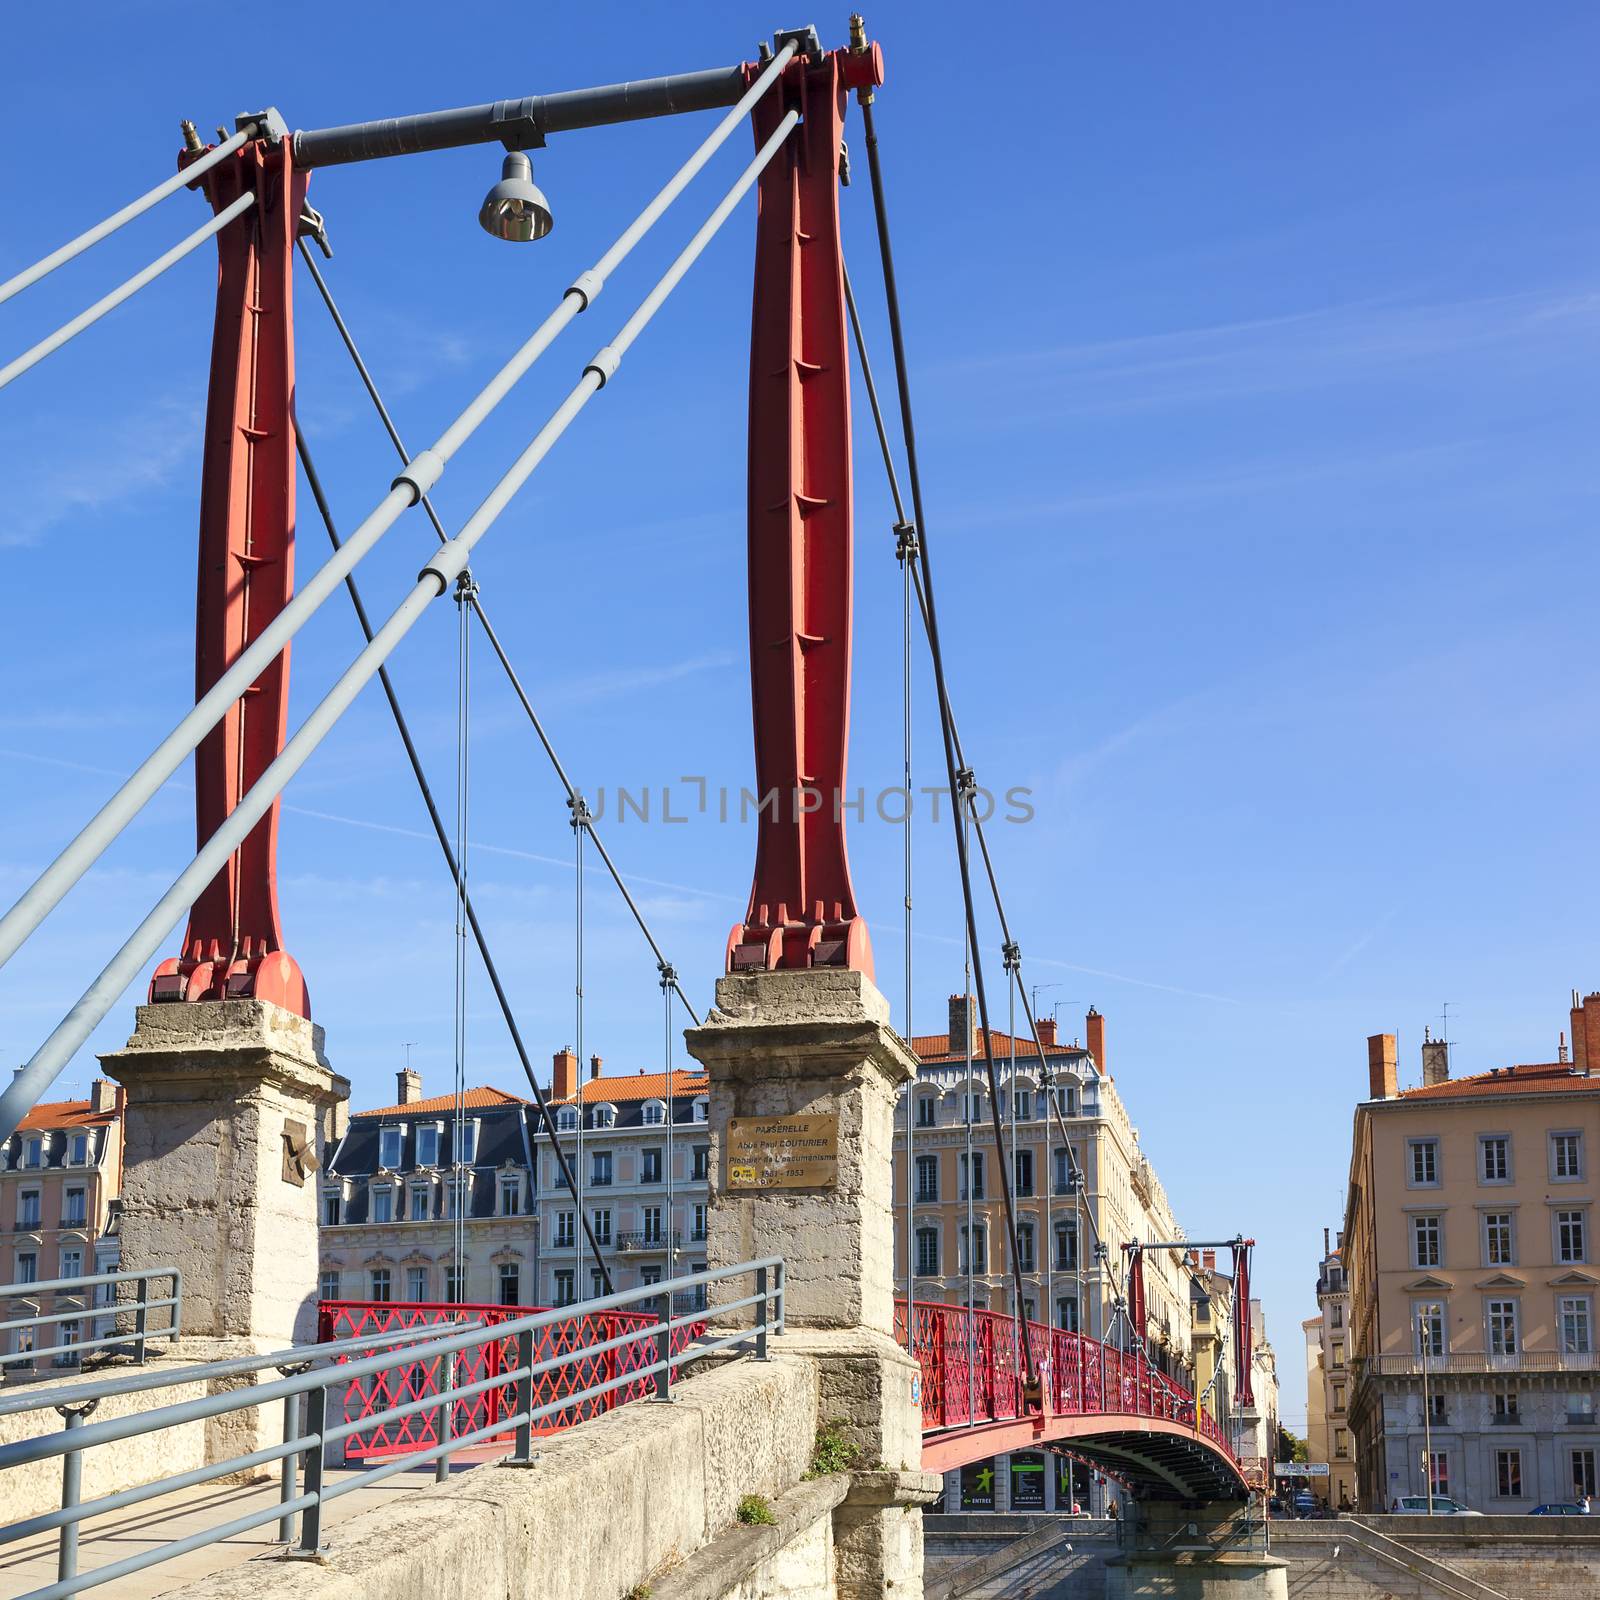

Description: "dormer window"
591 1105 616 1130
458 1121 479 1165
415 1124 440 1167
642 1102 665 1126
692 1099 708 1123
69 1133 89 1165
370 1183 395 1224
409 1182 432 1220
23 1137 42 1169
378 1126 403 1170
557 1107 579 1132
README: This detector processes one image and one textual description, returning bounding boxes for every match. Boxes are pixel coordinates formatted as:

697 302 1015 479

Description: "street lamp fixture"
478 152 553 242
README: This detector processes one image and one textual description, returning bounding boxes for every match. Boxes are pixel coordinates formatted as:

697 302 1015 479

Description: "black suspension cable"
296 240 699 1028
295 428 613 1296
857 97 1035 1386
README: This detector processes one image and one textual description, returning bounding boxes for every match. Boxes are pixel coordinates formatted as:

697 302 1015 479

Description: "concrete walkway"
0 1457 496 1600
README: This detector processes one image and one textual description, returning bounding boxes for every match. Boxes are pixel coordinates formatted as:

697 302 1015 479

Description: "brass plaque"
727 1113 839 1191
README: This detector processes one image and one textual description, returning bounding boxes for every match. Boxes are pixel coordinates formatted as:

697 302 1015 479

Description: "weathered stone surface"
1103 1551 1290 1598
100 1001 348 1350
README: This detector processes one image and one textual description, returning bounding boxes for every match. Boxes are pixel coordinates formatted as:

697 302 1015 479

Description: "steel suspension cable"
573 795 587 1299
0 124 258 307
856 98 1036 1386
0 109 800 1144
0 43 798 997
294 430 613 1293
452 571 473 1292
0 191 256 392
294 241 699 1027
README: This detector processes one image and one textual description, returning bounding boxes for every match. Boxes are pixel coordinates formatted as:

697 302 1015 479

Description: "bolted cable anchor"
453 568 479 605
1001 939 1021 974
894 520 918 564
657 959 677 992
954 766 977 809
568 793 592 833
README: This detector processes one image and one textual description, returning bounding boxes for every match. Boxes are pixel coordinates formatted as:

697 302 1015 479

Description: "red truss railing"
318 1299 705 1460
893 1300 1238 1465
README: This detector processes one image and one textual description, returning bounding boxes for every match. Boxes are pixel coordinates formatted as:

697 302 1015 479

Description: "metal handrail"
0 1256 783 1598
0 1267 181 1370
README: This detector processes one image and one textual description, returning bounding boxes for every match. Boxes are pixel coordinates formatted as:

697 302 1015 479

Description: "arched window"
556 1107 578 1132
591 1104 616 1130
642 1101 665 1125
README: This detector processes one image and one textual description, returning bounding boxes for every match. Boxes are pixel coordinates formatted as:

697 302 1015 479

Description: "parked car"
1530 1503 1587 1516
1395 1495 1483 1516
1291 1490 1318 1518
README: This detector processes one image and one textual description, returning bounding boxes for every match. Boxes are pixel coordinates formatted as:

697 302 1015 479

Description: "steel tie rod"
0 108 801 1142
0 124 257 308
0 40 796 1019
296 241 700 1026
0 191 256 393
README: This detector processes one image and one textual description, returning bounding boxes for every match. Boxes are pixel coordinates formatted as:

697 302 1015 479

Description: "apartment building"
530 1051 710 1309
1 1078 124 1372
1302 1229 1356 1510
1344 999 1600 1512
319 1071 537 1307
895 999 1198 1514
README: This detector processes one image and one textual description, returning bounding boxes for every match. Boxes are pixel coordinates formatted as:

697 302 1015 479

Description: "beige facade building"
1301 1229 1356 1510
1344 997 1600 1512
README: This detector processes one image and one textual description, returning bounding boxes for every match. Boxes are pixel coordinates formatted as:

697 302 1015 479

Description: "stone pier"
686 967 943 1599
1106 1502 1289 1598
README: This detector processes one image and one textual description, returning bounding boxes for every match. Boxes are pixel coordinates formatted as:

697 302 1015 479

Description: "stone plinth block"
100 1000 349 1350
1104 1553 1289 1598
685 969 917 1336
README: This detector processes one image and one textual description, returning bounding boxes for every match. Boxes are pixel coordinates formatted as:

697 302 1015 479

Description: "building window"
1013 1149 1034 1198
498 1263 520 1307
1429 1391 1447 1422
642 1206 664 1245
915 1154 939 1203
15 1252 37 1284
409 1183 432 1221
588 1207 610 1245
1013 1089 1032 1122
1331 1303 1344 1328
554 1269 575 1306
591 1151 613 1187
1483 1212 1514 1267
557 1107 578 1131
406 1266 428 1302
916 1227 940 1276
416 1124 440 1167
323 1192 342 1226
1428 1452 1450 1499
1054 1219 1078 1271
1553 1131 1584 1182
370 1268 392 1302
23 1138 42 1169
1570 1391 1597 1424
555 1210 575 1248
1053 1149 1077 1196
1414 1301 1445 1358
915 1095 937 1128
1573 1449 1598 1500
962 1093 986 1126
1334 1427 1349 1460
1494 1449 1523 1499
642 1102 665 1126
456 1122 477 1164
1492 1390 1519 1423
959 1151 985 1200
692 1100 708 1123
1560 1296 1593 1355
692 1145 709 1181
641 1148 663 1184
1332 1383 1345 1413
500 1177 521 1216
378 1127 402 1170
62 1186 86 1228
590 1268 606 1298
691 1204 707 1241
444 1265 463 1302
1016 1223 1035 1272
60 1247 82 1279
1056 1297 1079 1332
591 1107 615 1131
370 1185 394 1224
959 1225 987 1275
1330 1340 1345 1369
1557 1209 1588 1264
1479 1135 1511 1184
69 1133 89 1166
1411 1214 1442 1268
1487 1298 1520 1357
18 1190 40 1229
319 1270 341 1301
640 1266 662 1287
1408 1138 1440 1187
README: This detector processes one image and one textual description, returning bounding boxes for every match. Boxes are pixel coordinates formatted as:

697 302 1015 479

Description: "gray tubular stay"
0 41 795 1127
0 191 256 393
2 110 800 1137
0 126 256 308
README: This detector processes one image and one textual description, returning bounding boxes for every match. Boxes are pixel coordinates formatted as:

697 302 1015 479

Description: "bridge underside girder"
922 1413 1247 1504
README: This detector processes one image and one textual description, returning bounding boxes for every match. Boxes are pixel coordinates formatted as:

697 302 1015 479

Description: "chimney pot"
1366 1033 1397 1100
1085 1007 1106 1075
1036 1016 1058 1049
397 1066 423 1106
1323 1226 1330 1258
589 1054 602 1081
948 994 975 1056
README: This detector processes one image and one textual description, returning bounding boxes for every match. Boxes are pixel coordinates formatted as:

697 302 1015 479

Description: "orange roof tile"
911 1029 1089 1065
554 1069 708 1106
16 1098 117 1132
1395 1062 1600 1102
354 1086 529 1119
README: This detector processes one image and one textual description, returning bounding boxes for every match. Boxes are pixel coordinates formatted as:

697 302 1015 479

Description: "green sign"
960 1459 996 1510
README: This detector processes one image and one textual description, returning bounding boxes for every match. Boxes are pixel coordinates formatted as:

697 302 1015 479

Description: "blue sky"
2 3 1597 1433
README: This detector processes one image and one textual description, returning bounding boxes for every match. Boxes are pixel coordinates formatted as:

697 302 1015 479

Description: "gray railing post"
55 1400 97 1582
651 1295 673 1403
133 1274 150 1363
435 1352 456 1482
774 1261 785 1331
512 1327 534 1464
298 1386 326 1554
276 1361 311 1543
755 1265 769 1361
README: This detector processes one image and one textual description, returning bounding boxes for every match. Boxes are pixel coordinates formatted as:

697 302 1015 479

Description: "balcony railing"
616 1231 682 1252
1361 1349 1600 1376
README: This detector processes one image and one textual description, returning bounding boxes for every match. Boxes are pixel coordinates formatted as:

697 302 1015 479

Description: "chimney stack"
1572 991 1592 1074
1421 1026 1450 1088
552 1048 578 1102
1560 1031 1570 1064
397 1066 423 1105
90 1078 118 1115
1577 992 1600 1077
1085 1007 1106 1074
1202 1249 1216 1272
1367 1033 1397 1100
1035 1016 1058 1049
948 994 975 1056
589 1054 602 1082
1323 1226 1330 1258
